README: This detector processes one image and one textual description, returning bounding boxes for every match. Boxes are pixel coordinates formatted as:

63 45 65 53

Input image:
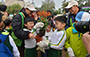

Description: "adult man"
65 1 81 29
65 1 80 15
11 2 44 57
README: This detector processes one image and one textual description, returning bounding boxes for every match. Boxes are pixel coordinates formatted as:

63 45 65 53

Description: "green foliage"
61 0 68 13
75 0 90 7
7 4 22 14
0 2 3 5
38 17 49 30
53 8 62 15
40 0 55 11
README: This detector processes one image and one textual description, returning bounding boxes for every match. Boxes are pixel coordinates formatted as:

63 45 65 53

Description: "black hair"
0 12 2 22
0 5 7 12
55 16 67 24
4 19 11 26
48 20 54 27
25 16 35 24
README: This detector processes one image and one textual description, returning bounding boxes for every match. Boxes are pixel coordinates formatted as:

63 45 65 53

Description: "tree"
0 2 3 5
40 0 55 11
7 4 22 14
53 8 62 15
61 0 68 13
75 0 90 7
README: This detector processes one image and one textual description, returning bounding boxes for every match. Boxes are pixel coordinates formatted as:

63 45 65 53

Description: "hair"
24 16 35 24
0 12 2 22
4 19 11 26
0 5 7 12
48 20 54 27
55 16 67 24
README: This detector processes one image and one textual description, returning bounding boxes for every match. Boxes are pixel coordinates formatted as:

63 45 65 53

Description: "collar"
57 29 65 32
23 28 31 32
21 10 29 17
72 23 78 33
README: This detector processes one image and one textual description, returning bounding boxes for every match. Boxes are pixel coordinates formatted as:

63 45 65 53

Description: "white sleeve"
9 35 20 57
48 32 54 41
50 31 66 50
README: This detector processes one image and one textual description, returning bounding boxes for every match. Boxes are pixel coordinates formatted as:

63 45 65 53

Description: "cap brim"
65 5 72 9
28 8 37 11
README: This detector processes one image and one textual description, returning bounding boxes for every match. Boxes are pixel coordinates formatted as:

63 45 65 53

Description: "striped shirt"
49 29 66 50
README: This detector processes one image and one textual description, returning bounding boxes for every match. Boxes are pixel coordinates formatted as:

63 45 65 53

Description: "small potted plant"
36 11 51 43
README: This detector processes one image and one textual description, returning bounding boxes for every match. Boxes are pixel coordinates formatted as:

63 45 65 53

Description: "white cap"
24 2 36 11
75 11 90 21
65 1 78 9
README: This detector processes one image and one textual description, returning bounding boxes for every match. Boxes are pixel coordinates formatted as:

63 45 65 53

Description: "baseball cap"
65 1 78 9
75 11 90 21
24 2 36 11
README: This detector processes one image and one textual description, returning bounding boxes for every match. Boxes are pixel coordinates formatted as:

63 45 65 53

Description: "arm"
49 31 66 50
11 14 30 40
9 35 20 57
82 32 90 55
64 29 71 49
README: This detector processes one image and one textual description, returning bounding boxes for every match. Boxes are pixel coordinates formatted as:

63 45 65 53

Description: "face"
46 25 52 32
24 21 34 30
25 8 33 16
69 5 78 14
55 20 65 30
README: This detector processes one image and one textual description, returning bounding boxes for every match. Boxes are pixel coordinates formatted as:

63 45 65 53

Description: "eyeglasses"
69 5 75 10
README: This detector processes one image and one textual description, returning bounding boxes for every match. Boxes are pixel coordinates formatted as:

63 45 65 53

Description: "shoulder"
2 32 9 35
13 14 21 19
66 27 73 33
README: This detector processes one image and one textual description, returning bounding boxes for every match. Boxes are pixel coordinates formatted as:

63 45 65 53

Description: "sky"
0 0 71 10
29 0 71 10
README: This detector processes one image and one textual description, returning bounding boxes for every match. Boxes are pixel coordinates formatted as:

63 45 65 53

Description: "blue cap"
75 11 90 21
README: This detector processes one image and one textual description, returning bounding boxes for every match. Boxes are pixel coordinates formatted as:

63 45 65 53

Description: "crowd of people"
0 0 90 57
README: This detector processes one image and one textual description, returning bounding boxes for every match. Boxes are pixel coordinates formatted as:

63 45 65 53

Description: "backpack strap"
19 12 24 29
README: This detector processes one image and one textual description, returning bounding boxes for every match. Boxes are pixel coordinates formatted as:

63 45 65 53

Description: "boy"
65 11 89 57
37 16 67 57
24 16 37 57
4 19 12 34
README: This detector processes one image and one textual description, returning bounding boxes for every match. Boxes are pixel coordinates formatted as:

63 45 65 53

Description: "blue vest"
0 32 13 57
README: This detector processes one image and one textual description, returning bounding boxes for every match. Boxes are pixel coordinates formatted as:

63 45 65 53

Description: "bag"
11 12 24 47
0 32 13 57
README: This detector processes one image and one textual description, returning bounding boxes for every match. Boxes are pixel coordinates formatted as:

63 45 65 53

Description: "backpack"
11 12 24 47
0 32 13 57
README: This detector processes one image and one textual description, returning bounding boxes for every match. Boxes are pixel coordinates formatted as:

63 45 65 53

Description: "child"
42 21 54 57
3 19 12 34
65 11 89 57
0 12 20 57
24 16 37 57
37 16 67 57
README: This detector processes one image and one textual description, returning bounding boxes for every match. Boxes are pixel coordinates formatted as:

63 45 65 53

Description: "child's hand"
29 33 36 39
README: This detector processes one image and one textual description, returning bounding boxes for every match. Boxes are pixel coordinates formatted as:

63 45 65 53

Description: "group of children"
37 11 89 57
0 11 89 57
